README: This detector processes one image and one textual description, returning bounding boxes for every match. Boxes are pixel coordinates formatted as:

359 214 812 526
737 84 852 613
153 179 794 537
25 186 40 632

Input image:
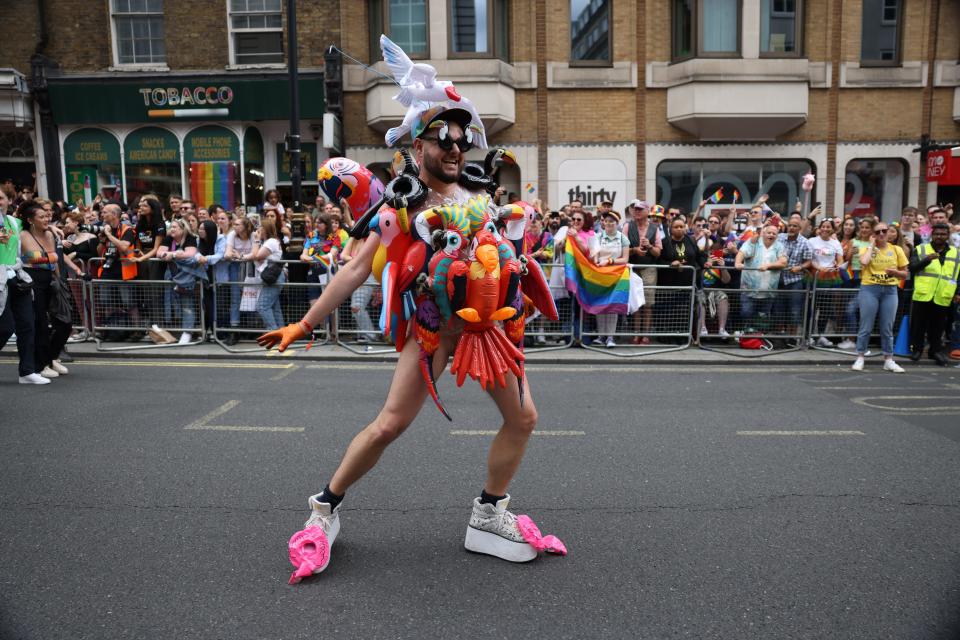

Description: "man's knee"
368 412 412 447
506 403 538 436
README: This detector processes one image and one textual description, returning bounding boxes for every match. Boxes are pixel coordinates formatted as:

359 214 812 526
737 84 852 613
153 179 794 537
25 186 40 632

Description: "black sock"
479 489 506 506
318 485 344 510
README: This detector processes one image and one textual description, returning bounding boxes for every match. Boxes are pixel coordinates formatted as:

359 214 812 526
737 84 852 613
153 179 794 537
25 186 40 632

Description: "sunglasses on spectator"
572 217 583 223
875 228 888 234
421 135 472 153
180 206 194 211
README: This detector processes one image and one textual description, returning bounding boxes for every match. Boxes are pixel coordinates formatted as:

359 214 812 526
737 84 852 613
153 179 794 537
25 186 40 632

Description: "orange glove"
257 320 311 352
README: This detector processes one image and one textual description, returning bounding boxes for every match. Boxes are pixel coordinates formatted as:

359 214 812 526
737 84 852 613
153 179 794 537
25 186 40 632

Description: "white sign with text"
557 158 627 212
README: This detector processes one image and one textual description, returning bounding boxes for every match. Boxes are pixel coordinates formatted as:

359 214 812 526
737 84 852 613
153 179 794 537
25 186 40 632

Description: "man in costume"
259 37 563 579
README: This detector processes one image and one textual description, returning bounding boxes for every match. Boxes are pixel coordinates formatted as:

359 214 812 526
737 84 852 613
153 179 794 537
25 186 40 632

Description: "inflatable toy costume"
262 35 566 584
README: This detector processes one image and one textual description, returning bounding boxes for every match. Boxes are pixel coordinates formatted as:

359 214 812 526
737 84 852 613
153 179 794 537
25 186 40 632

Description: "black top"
658 234 705 288
161 234 198 251
99 225 137 279
136 214 166 254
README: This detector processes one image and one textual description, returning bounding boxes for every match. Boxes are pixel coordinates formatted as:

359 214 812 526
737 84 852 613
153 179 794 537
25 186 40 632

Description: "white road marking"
0 358 293 369
185 424 305 432
303 363 834 374
850 395 960 412
737 430 865 436
814 386 906 390
269 364 300 381
450 429 586 436
184 399 304 432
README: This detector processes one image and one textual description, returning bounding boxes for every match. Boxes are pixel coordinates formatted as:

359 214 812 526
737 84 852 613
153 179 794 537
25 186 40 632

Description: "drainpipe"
31 0 63 200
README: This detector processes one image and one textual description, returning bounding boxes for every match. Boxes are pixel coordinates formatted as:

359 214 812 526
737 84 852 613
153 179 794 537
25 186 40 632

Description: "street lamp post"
286 0 305 252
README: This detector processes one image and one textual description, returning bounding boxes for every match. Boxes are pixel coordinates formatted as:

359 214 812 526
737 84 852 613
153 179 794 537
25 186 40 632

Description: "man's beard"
423 153 460 184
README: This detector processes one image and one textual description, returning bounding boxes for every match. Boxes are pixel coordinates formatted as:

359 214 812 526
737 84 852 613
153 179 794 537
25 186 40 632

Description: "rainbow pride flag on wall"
563 237 630 314
190 161 235 209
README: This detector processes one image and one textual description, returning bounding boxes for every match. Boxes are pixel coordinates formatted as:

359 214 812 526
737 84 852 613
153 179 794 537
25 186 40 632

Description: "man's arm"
302 231 381 329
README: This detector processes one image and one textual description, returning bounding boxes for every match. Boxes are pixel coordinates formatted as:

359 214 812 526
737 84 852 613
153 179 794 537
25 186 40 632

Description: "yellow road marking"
269 364 300 381
850 395 960 412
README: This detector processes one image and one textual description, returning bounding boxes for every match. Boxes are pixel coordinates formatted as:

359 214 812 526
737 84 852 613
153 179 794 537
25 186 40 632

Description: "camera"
80 223 105 234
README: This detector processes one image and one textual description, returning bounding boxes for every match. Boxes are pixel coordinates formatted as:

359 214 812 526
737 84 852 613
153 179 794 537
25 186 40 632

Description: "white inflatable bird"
380 34 488 149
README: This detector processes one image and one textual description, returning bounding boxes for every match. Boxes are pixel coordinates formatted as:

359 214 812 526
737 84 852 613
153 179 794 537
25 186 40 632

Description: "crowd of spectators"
2 178 959 383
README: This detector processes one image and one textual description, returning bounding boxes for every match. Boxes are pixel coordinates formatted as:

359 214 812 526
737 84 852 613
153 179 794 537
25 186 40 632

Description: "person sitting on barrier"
157 218 205 345
659 216 705 343
95 203 140 341
735 223 787 333
852 219 908 373
18 202 74 378
775 214 814 343
908 223 958 366
246 218 285 331
223 215 256 342
809 218 845 347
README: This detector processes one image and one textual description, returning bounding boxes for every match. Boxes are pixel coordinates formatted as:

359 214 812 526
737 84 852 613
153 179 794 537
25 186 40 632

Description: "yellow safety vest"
912 243 959 306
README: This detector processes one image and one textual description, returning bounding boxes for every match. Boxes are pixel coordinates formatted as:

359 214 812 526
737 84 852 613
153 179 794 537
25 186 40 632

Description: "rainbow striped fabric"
563 237 630 314
709 187 724 204
190 161 235 208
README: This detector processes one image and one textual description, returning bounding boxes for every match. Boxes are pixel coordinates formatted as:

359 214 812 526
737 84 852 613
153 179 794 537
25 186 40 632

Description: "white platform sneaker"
302 495 341 575
464 495 537 563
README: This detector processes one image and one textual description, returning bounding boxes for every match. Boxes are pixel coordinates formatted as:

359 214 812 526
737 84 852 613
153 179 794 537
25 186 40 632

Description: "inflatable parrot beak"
317 167 333 182
476 243 499 273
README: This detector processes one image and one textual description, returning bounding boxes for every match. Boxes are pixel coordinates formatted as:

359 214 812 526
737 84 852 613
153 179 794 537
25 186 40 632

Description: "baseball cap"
628 199 649 210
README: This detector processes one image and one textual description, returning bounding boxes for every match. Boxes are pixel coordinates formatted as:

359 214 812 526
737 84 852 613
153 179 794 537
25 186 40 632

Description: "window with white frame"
111 0 166 66
229 0 284 65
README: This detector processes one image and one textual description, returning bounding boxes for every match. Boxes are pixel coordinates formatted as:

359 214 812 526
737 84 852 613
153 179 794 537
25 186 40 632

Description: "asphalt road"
1 359 959 639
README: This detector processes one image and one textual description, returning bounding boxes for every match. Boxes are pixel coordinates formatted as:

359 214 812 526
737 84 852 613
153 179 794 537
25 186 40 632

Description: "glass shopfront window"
570 0 611 64
243 127 264 209
656 159 815 216
183 125 240 210
844 158 907 221
124 126 181 205
63 128 122 206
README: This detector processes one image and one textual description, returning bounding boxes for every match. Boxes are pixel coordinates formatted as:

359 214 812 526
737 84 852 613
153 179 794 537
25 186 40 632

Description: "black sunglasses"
421 135 473 153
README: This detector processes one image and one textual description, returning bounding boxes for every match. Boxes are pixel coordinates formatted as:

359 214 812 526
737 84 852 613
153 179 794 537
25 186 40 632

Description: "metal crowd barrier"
578 264 697 357
65 258 92 342
212 259 329 353
807 280 913 358
88 258 206 351
696 266 811 358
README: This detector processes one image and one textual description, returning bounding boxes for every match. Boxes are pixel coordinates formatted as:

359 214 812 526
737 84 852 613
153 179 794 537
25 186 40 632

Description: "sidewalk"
23 338 955 367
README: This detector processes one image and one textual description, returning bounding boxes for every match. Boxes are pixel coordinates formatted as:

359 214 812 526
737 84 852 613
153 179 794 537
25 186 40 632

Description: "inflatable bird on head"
380 34 488 149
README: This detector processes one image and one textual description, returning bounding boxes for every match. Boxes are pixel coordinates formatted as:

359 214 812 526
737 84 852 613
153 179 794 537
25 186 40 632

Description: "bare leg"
327 328 457 495
717 296 729 331
483 374 538 496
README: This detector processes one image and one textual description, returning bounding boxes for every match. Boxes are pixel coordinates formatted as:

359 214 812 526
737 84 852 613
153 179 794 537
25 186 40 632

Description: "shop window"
760 0 802 56
844 158 907 221
655 159 814 217
570 0 611 65
449 0 509 60
672 0 740 61
63 129 123 206
124 127 182 205
370 0 429 60
111 0 166 66
183 125 241 210
860 0 901 66
229 0 284 65
243 127 265 208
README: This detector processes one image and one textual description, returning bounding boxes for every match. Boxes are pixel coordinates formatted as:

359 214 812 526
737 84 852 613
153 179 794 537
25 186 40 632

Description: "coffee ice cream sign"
139 85 234 119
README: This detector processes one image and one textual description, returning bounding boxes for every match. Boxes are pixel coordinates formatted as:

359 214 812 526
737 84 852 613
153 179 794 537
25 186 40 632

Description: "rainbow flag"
708 187 724 204
524 182 536 194
190 161 235 209
732 189 740 203
563 237 630 314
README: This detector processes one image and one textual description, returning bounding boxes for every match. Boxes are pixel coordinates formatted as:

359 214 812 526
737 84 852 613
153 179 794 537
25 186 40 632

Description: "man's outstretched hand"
257 321 311 352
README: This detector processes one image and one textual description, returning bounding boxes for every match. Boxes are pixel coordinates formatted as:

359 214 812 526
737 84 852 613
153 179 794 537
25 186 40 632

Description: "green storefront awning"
48 75 325 124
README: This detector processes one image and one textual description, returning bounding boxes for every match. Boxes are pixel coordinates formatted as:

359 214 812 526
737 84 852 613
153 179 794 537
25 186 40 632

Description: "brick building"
2 0 959 221
0 0 339 208
341 0 960 221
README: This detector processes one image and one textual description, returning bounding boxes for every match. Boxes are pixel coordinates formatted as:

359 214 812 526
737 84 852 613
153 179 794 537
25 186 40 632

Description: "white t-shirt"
808 236 844 270
590 230 628 265
226 230 253 257
255 237 282 275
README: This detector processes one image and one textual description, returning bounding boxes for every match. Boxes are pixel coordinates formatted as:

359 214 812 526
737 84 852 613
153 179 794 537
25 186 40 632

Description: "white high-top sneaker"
464 495 537 563
302 494 341 575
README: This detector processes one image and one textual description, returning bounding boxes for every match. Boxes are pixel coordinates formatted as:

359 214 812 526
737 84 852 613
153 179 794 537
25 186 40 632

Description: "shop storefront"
0 69 37 192
45 74 327 208
927 148 960 211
